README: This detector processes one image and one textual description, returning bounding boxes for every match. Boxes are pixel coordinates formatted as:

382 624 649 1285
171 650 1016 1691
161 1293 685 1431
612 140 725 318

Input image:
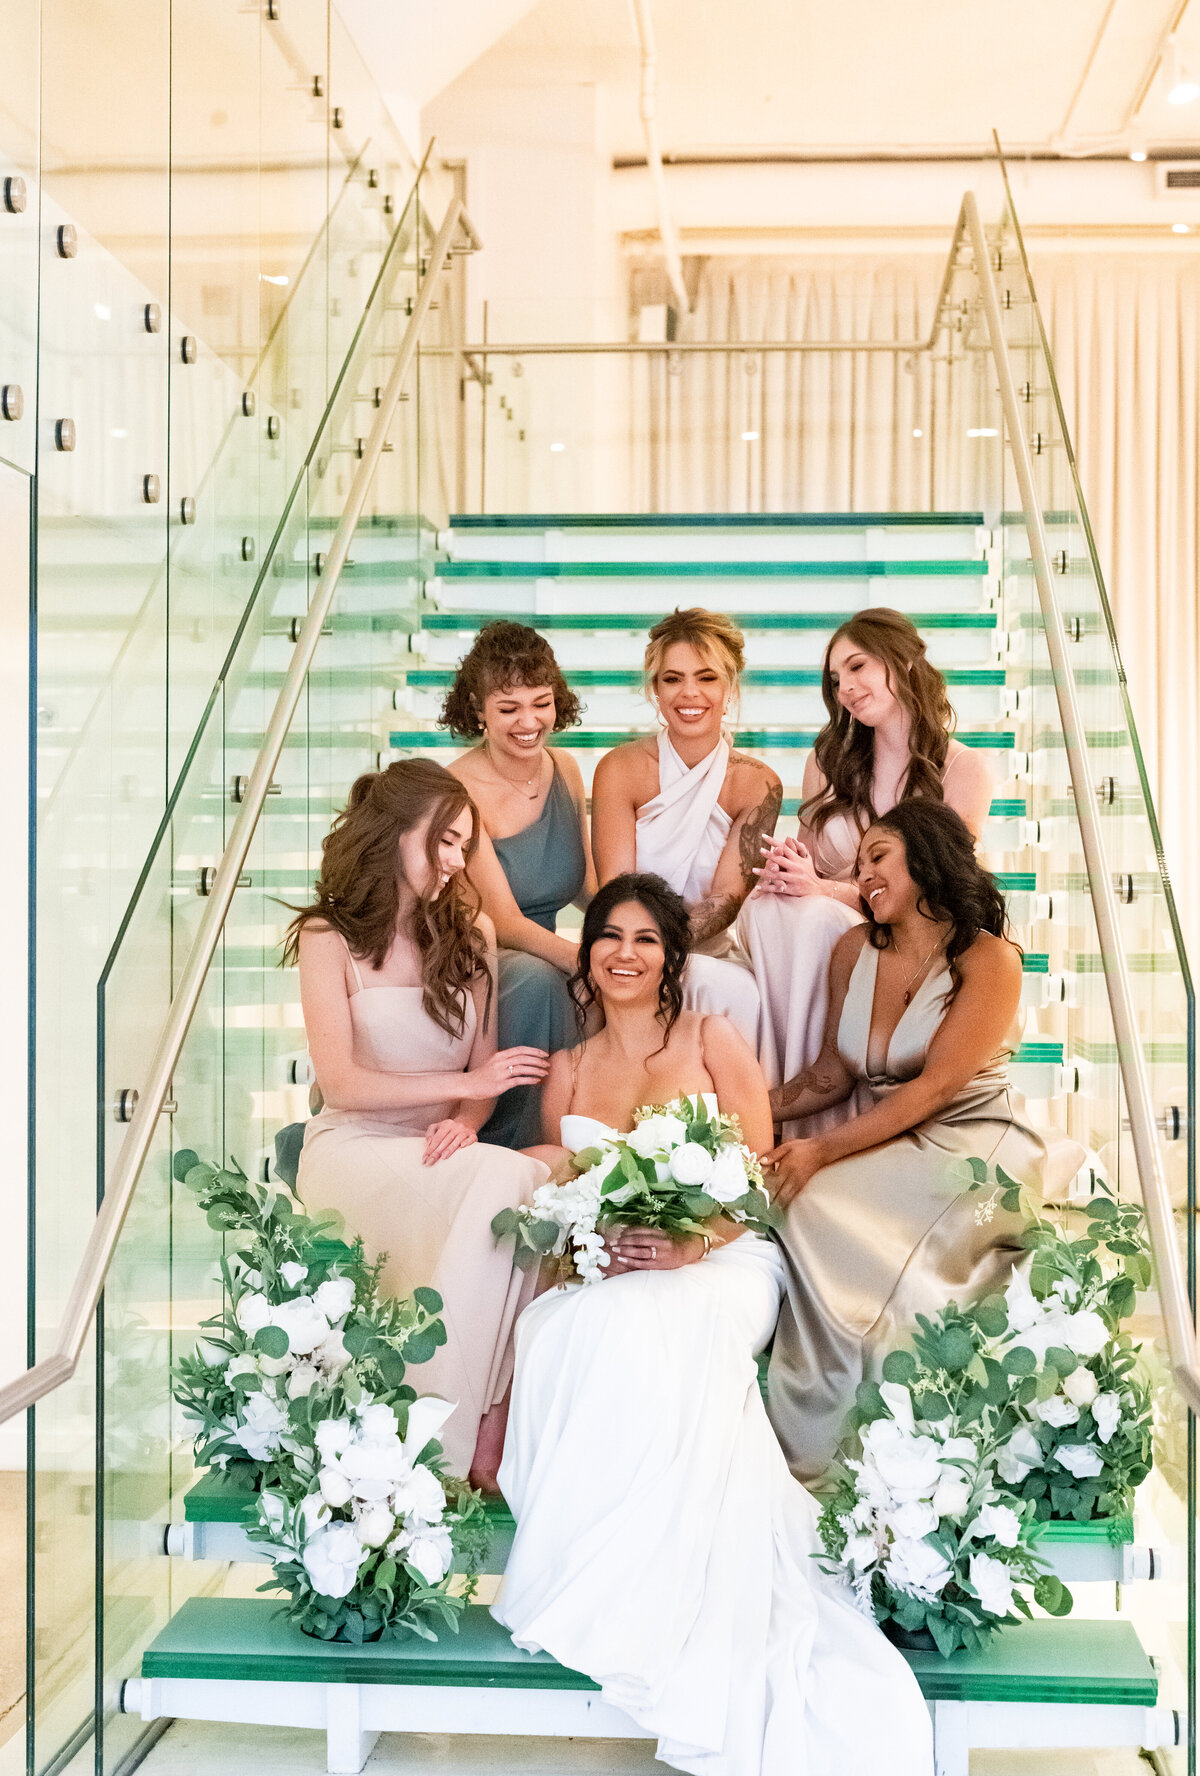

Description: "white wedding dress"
493 1106 934 1776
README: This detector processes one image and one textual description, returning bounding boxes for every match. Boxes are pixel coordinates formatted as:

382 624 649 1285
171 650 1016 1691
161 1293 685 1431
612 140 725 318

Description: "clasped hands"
751 834 823 899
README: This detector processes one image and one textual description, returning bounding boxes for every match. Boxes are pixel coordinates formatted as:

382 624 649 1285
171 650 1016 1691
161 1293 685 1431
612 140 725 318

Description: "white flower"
314 1417 354 1462
302 1523 364 1599
1059 1311 1110 1359
400 1526 454 1586
342 1438 409 1501
258 1353 293 1379
937 1436 979 1464
1051 1277 1081 1306
226 1352 260 1382
232 1391 288 1460
357 1401 399 1441
301 1493 331 1536
356 1504 395 1548
1004 1268 1042 1333
885 1536 953 1601
1062 1367 1098 1408
393 1462 447 1524
844 1532 879 1571
319 1466 353 1508
849 1498 875 1530
270 1295 329 1357
1055 1442 1105 1478
235 1291 272 1336
889 1500 939 1540
279 1262 308 1288
626 1113 688 1158
314 1328 352 1377
1034 1395 1080 1428
860 1419 945 1502
259 1490 287 1532
287 1362 320 1400
1092 1392 1122 1445
314 1277 356 1323
969 1551 1016 1617
243 1269 264 1290
968 1503 1021 1549
932 1476 972 1520
403 1396 456 1460
996 1425 1043 1485
879 1382 916 1437
667 1142 715 1187
706 1144 752 1204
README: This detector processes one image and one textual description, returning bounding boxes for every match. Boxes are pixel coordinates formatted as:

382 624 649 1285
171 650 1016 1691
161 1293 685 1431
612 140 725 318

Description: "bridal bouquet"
171 1150 485 1645
817 1164 1152 1658
492 1093 776 1283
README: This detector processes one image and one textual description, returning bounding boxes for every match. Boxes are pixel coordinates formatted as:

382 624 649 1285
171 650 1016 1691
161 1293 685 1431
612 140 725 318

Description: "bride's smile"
588 903 665 1000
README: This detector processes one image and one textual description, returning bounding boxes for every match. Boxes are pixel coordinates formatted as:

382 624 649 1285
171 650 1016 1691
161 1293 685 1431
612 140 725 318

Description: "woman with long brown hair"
287 758 551 1486
738 606 992 1136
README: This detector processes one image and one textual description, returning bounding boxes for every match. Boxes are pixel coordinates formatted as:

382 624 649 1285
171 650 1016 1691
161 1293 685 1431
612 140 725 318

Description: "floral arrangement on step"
492 1093 777 1283
817 1163 1153 1658
171 1151 486 1646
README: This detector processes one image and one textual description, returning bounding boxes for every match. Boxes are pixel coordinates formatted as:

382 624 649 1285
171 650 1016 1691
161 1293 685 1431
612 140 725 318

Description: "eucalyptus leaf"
254 1325 289 1359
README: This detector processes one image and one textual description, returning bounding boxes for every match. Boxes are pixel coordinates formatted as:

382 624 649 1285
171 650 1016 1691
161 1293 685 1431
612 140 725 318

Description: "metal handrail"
963 189 1200 1413
0 195 479 1428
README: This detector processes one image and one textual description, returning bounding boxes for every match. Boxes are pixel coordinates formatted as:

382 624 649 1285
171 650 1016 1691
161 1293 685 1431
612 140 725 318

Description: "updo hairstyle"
643 607 745 718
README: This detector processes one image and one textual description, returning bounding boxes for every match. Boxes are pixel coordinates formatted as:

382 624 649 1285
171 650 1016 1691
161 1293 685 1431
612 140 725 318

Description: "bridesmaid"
591 607 780 1047
441 621 597 1149
287 758 551 1484
739 607 993 1137
763 800 1082 1484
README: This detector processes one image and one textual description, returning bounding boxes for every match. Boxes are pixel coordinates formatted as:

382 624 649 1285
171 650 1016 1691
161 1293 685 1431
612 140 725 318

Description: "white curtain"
674 250 1200 960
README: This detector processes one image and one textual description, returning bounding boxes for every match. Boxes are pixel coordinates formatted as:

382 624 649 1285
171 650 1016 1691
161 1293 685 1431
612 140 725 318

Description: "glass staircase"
6 134 1194 1776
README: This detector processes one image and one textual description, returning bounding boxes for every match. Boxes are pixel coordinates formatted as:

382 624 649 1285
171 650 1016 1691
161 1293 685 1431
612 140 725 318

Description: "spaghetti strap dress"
766 941 1084 1484
296 945 549 1475
480 759 588 1150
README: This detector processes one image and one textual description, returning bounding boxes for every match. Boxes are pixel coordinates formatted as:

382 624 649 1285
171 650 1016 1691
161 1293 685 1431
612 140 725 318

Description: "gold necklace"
893 935 944 1005
483 739 544 801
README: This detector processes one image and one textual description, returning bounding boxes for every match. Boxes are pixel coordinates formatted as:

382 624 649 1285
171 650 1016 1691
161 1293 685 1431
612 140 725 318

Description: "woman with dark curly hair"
762 800 1082 1483
738 608 994 1140
286 759 552 1485
441 621 597 1149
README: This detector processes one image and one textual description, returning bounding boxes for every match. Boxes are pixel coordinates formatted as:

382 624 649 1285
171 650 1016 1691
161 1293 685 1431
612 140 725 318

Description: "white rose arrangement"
171 1152 485 1645
817 1163 1153 1658
492 1094 777 1283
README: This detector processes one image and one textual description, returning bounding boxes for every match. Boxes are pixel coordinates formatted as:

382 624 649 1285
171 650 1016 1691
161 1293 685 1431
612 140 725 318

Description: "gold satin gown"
767 940 1082 1484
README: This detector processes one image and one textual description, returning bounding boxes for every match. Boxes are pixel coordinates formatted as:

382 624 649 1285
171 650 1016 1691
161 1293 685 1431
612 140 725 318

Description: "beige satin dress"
297 947 548 1475
767 940 1083 1484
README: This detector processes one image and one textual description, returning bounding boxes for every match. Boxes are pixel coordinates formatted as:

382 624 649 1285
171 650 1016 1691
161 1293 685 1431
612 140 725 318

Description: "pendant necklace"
484 740 543 801
896 937 943 1006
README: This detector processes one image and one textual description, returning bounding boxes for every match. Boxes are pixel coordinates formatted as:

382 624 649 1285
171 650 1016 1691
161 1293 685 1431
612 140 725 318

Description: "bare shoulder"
958 930 1022 986
553 747 587 798
447 745 487 788
593 737 656 796
831 922 870 976
475 910 497 949
297 920 339 951
726 751 782 813
698 1011 757 1068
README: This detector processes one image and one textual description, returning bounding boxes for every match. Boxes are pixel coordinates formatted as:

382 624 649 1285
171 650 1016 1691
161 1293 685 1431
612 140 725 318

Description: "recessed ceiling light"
1129 148 1148 162
967 427 1000 438
549 441 566 452
912 427 924 438
741 430 759 442
260 273 290 287
1172 222 1192 234
1166 37 1200 103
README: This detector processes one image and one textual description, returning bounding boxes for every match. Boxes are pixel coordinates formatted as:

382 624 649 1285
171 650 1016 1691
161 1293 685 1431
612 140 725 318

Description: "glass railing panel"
0 0 39 478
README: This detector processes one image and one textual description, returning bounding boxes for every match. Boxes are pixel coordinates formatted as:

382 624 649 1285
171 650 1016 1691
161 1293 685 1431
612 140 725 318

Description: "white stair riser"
440 526 986 565
428 578 994 618
400 683 1008 727
418 629 1003 668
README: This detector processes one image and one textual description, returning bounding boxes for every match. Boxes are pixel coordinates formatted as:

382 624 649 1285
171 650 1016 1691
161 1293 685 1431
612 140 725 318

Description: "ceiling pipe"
628 0 691 321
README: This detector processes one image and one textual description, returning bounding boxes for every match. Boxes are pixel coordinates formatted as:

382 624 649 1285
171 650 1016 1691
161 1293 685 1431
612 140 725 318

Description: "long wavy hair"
571 872 689 1049
437 620 582 739
283 759 489 1038
801 607 956 838
864 800 1019 1004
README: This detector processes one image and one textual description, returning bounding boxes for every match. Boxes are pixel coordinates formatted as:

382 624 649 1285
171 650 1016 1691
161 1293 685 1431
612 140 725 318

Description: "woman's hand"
605 1228 706 1272
763 1138 828 1208
466 1046 551 1099
423 1119 479 1166
752 836 825 900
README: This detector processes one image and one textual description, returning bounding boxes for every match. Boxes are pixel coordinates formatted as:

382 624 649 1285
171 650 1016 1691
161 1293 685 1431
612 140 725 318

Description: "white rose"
1092 1392 1122 1445
258 1353 293 1379
302 1523 364 1599
1055 1442 1105 1479
1062 1367 1098 1408
844 1532 879 1571
314 1328 352 1378
258 1490 287 1532
314 1416 353 1462
996 1424 1043 1485
969 1551 1016 1617
861 1419 945 1502
885 1536 953 1601
394 1462 448 1525
968 1502 1022 1548
342 1437 409 1500
319 1466 353 1508
226 1352 259 1382
402 1396 456 1460
402 1526 454 1586
1060 1311 1110 1359
879 1382 916 1437
627 1113 688 1158
937 1436 979 1464
889 1500 938 1540
357 1401 399 1441
232 1392 287 1461
301 1493 330 1536
667 1142 716 1188
1034 1395 1080 1428
932 1477 972 1520
356 1504 395 1548
1051 1277 1081 1306
707 1145 752 1204
235 1292 272 1336
1004 1268 1043 1333
287 1362 320 1400
270 1295 329 1357
279 1262 308 1288
314 1277 356 1323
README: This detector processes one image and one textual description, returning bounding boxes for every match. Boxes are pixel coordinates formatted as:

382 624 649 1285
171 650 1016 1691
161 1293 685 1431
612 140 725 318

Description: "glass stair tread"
435 559 988 580
402 667 1006 689
447 512 987 530
142 1599 1156 1708
420 610 999 631
1038 1515 1133 1544
389 729 1015 751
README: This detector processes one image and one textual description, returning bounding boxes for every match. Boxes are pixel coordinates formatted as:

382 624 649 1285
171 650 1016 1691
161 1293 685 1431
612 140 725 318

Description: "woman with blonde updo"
287 758 551 1485
591 607 780 1044
739 607 993 1139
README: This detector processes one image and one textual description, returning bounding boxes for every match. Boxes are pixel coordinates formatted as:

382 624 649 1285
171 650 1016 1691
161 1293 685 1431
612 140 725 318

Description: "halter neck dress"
481 758 588 1149
633 733 761 1048
738 749 977 1138
766 938 1083 1483
297 942 549 1475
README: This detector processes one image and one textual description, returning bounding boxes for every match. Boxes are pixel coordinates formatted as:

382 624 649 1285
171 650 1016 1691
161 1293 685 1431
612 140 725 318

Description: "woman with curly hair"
441 622 597 1149
762 800 1082 1483
286 758 551 1485
739 607 993 1139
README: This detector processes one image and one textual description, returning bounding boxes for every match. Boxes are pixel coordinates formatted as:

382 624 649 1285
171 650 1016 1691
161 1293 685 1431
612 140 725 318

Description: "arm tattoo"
737 778 783 892
688 892 742 948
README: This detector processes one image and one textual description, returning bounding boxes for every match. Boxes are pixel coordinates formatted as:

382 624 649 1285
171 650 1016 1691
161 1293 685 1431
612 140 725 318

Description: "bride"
493 871 933 1776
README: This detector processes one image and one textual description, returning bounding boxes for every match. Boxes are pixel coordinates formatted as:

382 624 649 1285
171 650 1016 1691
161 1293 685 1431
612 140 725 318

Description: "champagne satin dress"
767 940 1083 1484
297 946 548 1475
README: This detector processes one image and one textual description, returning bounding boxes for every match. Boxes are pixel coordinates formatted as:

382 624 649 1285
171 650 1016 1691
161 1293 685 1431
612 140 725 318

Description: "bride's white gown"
493 1108 934 1776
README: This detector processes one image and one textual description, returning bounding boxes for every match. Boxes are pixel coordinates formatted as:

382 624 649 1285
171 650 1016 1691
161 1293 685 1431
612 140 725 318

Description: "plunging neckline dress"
296 944 549 1475
766 939 1084 1483
492 1102 933 1776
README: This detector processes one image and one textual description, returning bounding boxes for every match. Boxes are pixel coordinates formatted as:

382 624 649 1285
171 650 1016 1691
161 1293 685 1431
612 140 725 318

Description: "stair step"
435 558 988 581
447 511 987 529
419 609 1000 631
388 728 1015 753
402 666 1006 690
